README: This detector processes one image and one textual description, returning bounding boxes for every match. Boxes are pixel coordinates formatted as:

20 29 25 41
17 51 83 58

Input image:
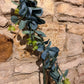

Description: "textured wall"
0 0 84 84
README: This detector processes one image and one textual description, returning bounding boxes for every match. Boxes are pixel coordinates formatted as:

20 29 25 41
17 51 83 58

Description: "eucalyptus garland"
9 0 70 84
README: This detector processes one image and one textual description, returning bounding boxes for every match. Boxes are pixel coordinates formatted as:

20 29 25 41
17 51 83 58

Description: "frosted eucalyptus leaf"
51 64 55 71
57 82 63 84
37 44 44 52
34 35 41 40
32 7 43 16
25 7 32 18
22 31 34 34
43 39 50 44
49 72 57 82
29 21 38 30
49 51 56 57
20 0 27 3
19 2 28 17
64 70 68 77
59 75 63 82
44 62 50 69
36 31 46 37
45 59 50 64
36 17 45 24
50 71 60 80
26 0 37 7
19 20 27 29
36 41 42 44
11 0 19 5
41 50 48 60
46 41 51 49
11 16 18 24
49 47 59 57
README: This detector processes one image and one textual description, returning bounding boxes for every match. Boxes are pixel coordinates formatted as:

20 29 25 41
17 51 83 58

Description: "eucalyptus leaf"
35 30 46 37
36 41 42 44
22 30 34 34
50 71 60 80
51 64 55 71
57 82 63 84
32 7 43 17
29 21 38 30
11 0 19 5
49 47 59 57
37 44 44 52
59 75 63 82
41 50 48 60
36 16 45 24
25 7 32 18
44 39 50 44
45 59 50 64
49 50 56 57
19 2 28 17
46 41 51 49
11 16 18 24
19 20 27 29
26 0 37 7
64 70 68 77
34 35 41 40
49 72 57 82
44 62 50 69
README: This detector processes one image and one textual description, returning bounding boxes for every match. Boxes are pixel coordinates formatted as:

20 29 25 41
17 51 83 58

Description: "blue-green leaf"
22 31 34 34
43 39 50 44
36 16 45 24
32 7 43 17
19 20 27 29
64 70 68 77
19 2 28 17
29 21 38 30
34 35 41 40
37 44 44 52
44 62 50 69
45 59 50 64
41 50 48 60
59 75 63 82
36 30 46 37
46 41 51 49
50 71 60 80
25 7 32 18
49 47 59 57
57 82 63 84
49 72 57 82
49 51 56 57
51 64 55 71
36 41 42 44
11 0 19 5
26 0 37 7
11 16 18 24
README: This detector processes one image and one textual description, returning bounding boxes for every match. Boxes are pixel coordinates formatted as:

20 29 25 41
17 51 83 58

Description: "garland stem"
42 61 46 84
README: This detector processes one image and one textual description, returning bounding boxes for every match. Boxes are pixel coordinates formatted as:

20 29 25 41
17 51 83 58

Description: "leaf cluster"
10 0 70 84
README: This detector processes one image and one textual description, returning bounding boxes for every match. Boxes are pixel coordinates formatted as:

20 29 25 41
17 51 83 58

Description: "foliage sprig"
9 0 70 84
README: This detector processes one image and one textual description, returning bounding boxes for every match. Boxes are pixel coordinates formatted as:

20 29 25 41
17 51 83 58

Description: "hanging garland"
9 0 70 84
